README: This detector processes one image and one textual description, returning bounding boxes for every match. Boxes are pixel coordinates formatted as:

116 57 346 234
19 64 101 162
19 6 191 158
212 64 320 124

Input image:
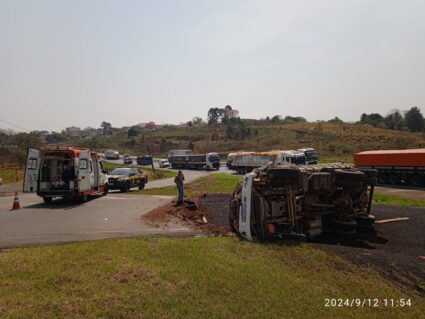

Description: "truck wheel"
43 197 52 204
357 224 376 234
81 194 88 202
378 173 387 184
328 217 357 235
410 175 423 187
388 174 400 185
355 214 375 226
334 179 363 189
334 169 366 182
138 181 145 190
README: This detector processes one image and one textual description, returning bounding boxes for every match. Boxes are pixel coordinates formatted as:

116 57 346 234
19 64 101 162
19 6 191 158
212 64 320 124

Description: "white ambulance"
24 147 109 203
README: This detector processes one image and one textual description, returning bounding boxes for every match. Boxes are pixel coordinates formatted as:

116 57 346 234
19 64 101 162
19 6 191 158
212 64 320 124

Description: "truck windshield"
208 155 220 162
291 156 306 164
305 151 318 161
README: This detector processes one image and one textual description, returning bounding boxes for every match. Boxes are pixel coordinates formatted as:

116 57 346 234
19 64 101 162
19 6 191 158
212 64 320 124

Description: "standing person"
174 170 185 204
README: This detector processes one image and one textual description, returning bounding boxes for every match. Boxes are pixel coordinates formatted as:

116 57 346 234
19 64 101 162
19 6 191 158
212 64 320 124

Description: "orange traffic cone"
12 192 20 210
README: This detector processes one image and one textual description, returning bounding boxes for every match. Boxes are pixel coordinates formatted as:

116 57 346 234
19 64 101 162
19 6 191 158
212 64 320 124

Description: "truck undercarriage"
229 163 378 241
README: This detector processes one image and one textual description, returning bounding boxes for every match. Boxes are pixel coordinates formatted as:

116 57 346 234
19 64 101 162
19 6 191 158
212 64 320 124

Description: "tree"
384 111 404 130
100 121 112 135
192 117 203 125
404 106 424 132
127 127 140 138
359 113 384 127
207 108 219 125
271 115 282 123
328 116 344 124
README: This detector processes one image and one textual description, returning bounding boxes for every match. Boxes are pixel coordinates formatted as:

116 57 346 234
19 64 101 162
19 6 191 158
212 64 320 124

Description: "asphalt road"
0 193 195 248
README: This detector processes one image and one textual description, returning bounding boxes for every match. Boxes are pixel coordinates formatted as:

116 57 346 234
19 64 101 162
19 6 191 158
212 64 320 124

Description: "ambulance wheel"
43 197 52 204
103 184 109 196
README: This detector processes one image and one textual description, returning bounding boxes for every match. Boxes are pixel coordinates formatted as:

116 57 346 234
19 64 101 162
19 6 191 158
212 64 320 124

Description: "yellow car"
108 167 148 192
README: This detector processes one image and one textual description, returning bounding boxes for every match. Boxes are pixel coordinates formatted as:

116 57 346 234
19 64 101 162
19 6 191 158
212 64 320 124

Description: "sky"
0 0 424 132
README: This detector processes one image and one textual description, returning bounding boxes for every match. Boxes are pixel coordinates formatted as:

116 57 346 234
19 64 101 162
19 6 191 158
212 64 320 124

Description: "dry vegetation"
78 122 425 162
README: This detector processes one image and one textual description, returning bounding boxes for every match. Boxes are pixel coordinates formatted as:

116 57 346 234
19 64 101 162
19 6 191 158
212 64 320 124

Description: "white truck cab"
24 147 109 203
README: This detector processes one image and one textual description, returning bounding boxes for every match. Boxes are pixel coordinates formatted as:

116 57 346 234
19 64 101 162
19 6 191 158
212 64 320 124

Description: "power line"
0 119 29 132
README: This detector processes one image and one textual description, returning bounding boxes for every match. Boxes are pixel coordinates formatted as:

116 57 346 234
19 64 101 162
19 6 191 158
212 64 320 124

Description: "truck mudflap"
229 163 377 241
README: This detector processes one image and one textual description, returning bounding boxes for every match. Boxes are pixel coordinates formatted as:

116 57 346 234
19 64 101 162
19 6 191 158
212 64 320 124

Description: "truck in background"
298 148 319 164
228 150 313 174
354 148 425 187
136 155 153 166
168 152 220 170
105 149 120 160
24 147 109 203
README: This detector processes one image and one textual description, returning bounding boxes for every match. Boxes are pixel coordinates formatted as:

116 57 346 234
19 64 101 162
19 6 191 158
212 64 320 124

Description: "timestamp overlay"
325 298 413 308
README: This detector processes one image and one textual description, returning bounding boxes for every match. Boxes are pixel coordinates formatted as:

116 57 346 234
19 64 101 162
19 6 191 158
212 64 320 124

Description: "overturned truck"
229 163 377 241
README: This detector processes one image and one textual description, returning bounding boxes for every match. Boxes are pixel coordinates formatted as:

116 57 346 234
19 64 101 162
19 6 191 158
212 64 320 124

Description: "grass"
102 162 176 181
373 194 425 207
0 167 24 184
0 237 423 318
137 173 243 196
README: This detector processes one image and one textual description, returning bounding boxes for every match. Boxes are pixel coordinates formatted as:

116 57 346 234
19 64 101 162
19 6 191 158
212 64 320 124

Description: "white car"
159 159 170 168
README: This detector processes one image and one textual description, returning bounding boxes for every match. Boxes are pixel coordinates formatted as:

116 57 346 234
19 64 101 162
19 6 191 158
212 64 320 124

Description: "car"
158 159 170 168
108 167 148 192
136 155 153 166
123 157 133 164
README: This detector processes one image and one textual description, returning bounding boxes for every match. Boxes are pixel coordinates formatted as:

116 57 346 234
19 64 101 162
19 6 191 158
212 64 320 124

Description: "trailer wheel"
377 173 387 184
43 197 52 204
410 175 423 187
388 174 400 185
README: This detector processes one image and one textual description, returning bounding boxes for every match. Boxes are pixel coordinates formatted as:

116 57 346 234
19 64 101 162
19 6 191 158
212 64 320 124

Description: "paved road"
0 193 195 248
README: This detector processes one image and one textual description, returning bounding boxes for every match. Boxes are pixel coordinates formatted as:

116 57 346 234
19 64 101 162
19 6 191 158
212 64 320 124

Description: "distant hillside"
75 122 425 162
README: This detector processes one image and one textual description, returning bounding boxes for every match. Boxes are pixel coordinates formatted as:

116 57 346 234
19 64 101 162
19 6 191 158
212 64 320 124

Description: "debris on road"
142 197 231 236
375 217 410 224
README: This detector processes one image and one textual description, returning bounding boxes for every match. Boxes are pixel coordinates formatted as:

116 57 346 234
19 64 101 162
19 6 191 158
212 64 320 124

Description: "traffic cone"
12 192 20 210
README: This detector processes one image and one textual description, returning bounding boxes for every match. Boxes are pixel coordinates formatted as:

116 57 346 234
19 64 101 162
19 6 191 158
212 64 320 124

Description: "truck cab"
24 147 109 203
206 152 220 170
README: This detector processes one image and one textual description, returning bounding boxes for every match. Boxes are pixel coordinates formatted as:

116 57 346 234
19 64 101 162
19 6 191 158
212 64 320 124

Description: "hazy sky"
1 0 424 132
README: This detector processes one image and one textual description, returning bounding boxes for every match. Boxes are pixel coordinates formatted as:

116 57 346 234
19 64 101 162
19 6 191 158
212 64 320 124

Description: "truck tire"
334 179 363 189
43 197 52 204
388 174 400 185
378 173 387 184
355 214 375 226
328 217 357 235
357 224 376 234
410 175 423 187
334 169 366 182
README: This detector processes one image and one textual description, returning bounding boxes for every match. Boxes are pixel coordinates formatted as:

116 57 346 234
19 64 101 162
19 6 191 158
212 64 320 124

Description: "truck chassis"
229 163 377 241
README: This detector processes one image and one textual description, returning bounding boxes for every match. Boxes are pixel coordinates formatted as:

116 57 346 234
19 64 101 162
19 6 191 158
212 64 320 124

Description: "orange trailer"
354 149 425 187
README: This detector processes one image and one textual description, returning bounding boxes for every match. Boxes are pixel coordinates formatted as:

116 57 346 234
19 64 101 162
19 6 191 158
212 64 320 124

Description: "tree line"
359 107 424 132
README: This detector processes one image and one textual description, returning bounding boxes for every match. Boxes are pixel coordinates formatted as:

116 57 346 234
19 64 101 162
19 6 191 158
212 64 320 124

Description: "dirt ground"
141 196 232 236
143 194 425 296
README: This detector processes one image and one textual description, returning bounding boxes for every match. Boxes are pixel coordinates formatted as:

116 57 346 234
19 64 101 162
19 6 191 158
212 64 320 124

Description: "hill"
75 122 425 162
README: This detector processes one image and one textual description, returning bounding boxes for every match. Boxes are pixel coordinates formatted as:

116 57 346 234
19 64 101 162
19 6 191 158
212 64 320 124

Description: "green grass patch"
0 167 24 184
103 162 176 181
373 193 425 206
0 237 423 318
138 173 242 196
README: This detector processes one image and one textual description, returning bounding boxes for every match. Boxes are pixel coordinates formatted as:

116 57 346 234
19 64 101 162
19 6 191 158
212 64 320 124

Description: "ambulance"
23 147 109 203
